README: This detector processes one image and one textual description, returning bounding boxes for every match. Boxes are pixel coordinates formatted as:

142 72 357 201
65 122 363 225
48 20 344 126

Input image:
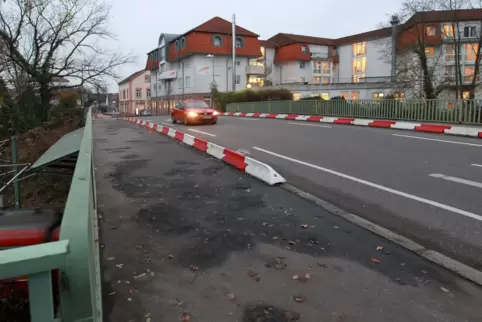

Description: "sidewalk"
94 119 482 322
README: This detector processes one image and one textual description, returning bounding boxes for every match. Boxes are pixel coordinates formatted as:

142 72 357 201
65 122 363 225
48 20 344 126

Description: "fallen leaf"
247 270 258 277
134 273 146 279
301 224 309 229
304 273 312 279
127 297 132 302
371 257 380 264
292 274 299 280
376 246 384 251
115 264 124 268
440 287 450 293
106 257 115 261
226 292 236 300
317 262 328 268
168 254 174 260
190 265 199 271
292 294 306 303
136 245 143 249
108 292 116 296
284 311 301 321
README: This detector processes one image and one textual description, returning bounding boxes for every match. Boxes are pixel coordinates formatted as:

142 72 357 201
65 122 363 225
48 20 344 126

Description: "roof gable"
179 16 259 39
118 70 146 86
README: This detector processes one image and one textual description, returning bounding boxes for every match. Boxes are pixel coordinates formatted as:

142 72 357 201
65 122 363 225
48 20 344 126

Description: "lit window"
464 66 475 83
426 25 436 36
465 43 478 61
260 47 265 58
312 77 321 84
300 77 306 83
352 58 366 73
353 42 366 56
352 74 366 83
463 91 471 99
301 45 307 53
340 92 349 99
235 37 244 48
320 93 330 100
351 91 360 100
235 75 241 85
300 62 306 69
322 61 330 73
293 92 301 100
443 25 454 38
313 61 321 74
425 47 435 57
321 77 330 84
372 92 385 99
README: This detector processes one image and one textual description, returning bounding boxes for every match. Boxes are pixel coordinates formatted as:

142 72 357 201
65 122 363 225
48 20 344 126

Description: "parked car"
171 100 219 125
140 109 152 116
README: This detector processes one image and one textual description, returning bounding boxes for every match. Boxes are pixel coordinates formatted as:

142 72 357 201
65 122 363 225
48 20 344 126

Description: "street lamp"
206 54 215 108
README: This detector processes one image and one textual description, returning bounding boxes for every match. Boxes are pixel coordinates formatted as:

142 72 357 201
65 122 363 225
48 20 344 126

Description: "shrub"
215 88 292 111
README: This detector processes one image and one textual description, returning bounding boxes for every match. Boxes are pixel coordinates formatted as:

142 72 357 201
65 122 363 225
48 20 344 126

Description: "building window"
444 45 457 61
180 37 186 49
235 75 240 85
372 92 385 99
340 92 349 99
301 45 307 53
425 47 435 57
178 78 183 89
175 40 180 51
321 77 330 84
313 61 321 74
293 92 301 100
186 76 191 87
144 74 150 82
300 77 305 83
426 25 436 36
322 61 330 73
212 35 223 47
147 89 151 98
444 65 455 78
463 91 471 99
351 91 360 100
463 26 477 38
353 57 366 73
248 75 264 86
260 46 265 58
313 76 321 84
465 43 478 61
300 62 306 69
236 60 241 66
320 93 330 100
235 37 244 48
122 89 126 100
353 42 366 56
464 66 475 83
442 25 454 38
136 88 141 98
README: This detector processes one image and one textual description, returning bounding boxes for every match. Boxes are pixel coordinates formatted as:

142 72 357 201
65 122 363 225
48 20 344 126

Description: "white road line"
288 122 331 128
252 146 482 222
429 173 482 189
188 129 216 137
472 164 482 168
392 134 482 147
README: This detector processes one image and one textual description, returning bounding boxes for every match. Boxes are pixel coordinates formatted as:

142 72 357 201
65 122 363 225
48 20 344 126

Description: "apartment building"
118 69 151 115
145 17 262 112
141 9 482 107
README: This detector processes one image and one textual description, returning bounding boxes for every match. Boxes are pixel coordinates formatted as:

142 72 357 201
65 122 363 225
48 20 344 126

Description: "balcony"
246 64 265 75
310 52 329 59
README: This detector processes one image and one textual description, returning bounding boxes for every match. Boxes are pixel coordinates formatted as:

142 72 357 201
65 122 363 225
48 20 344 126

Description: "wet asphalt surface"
94 118 482 322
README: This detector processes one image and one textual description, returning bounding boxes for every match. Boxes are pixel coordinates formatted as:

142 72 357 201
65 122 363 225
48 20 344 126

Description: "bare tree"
0 0 133 120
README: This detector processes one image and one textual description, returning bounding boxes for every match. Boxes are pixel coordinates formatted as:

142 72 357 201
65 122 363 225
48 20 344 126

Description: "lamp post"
206 54 215 107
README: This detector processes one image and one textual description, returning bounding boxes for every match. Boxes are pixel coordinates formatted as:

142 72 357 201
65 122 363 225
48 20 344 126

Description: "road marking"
429 173 482 189
392 134 482 147
472 164 482 168
252 146 482 222
288 122 331 128
188 129 216 137
238 118 260 121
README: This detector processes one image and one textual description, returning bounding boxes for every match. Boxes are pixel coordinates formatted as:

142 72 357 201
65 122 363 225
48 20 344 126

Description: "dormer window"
175 40 180 51
212 35 223 47
180 37 186 49
301 45 307 53
235 36 244 48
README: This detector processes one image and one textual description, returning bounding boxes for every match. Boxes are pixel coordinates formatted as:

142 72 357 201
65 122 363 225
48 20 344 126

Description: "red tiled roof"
335 27 392 45
183 16 259 38
259 40 277 48
118 70 145 86
268 33 335 47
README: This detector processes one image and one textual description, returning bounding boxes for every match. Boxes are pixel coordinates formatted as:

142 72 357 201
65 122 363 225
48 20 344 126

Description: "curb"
220 112 482 139
283 184 482 287
122 117 286 185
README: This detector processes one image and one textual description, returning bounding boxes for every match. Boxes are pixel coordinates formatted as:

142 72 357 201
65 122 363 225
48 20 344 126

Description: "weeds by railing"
226 99 482 125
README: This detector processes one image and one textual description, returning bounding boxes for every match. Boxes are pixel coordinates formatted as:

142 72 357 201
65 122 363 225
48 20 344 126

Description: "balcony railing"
246 65 265 75
310 52 329 59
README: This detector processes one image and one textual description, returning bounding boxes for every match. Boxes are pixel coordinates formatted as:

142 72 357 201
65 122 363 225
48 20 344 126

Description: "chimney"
390 15 400 83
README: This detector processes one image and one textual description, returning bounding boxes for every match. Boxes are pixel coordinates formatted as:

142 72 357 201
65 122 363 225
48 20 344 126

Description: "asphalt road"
94 119 482 322
148 115 482 272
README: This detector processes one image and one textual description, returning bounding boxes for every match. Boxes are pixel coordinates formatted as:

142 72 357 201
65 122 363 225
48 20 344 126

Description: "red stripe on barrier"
479 132 482 138
285 114 298 120
369 120 397 128
228 112 235 116
306 116 323 122
174 130 184 141
334 118 355 124
252 113 262 117
161 126 169 135
239 112 247 117
223 149 247 171
267 113 278 118
152 123 158 130
145 122 150 128
193 137 209 152
415 124 452 133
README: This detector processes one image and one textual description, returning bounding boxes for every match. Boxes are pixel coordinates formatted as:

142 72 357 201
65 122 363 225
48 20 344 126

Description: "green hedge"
214 88 292 112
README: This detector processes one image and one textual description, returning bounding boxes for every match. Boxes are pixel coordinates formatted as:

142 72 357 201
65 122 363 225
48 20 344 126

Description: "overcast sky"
105 0 403 92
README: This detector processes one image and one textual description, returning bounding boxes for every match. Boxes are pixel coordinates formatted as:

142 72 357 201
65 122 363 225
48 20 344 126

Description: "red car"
171 100 219 125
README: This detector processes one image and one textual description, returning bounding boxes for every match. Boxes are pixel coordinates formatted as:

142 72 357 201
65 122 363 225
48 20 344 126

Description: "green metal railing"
226 99 482 125
0 109 102 322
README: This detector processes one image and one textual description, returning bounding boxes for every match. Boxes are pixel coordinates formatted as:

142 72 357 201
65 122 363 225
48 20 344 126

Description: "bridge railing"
0 108 102 322
226 99 482 125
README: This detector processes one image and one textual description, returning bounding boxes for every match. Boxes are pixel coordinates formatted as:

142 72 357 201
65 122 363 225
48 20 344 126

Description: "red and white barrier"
122 117 286 185
220 112 482 139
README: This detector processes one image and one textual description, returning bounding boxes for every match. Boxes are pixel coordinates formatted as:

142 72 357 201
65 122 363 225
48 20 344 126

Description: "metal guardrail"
226 99 482 125
0 109 102 322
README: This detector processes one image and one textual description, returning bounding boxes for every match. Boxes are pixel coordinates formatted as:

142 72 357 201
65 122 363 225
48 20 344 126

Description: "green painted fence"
226 99 482 124
0 109 102 322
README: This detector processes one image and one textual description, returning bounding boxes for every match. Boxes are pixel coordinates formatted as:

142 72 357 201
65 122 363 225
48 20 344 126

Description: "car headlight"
187 111 197 117
213 111 219 116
